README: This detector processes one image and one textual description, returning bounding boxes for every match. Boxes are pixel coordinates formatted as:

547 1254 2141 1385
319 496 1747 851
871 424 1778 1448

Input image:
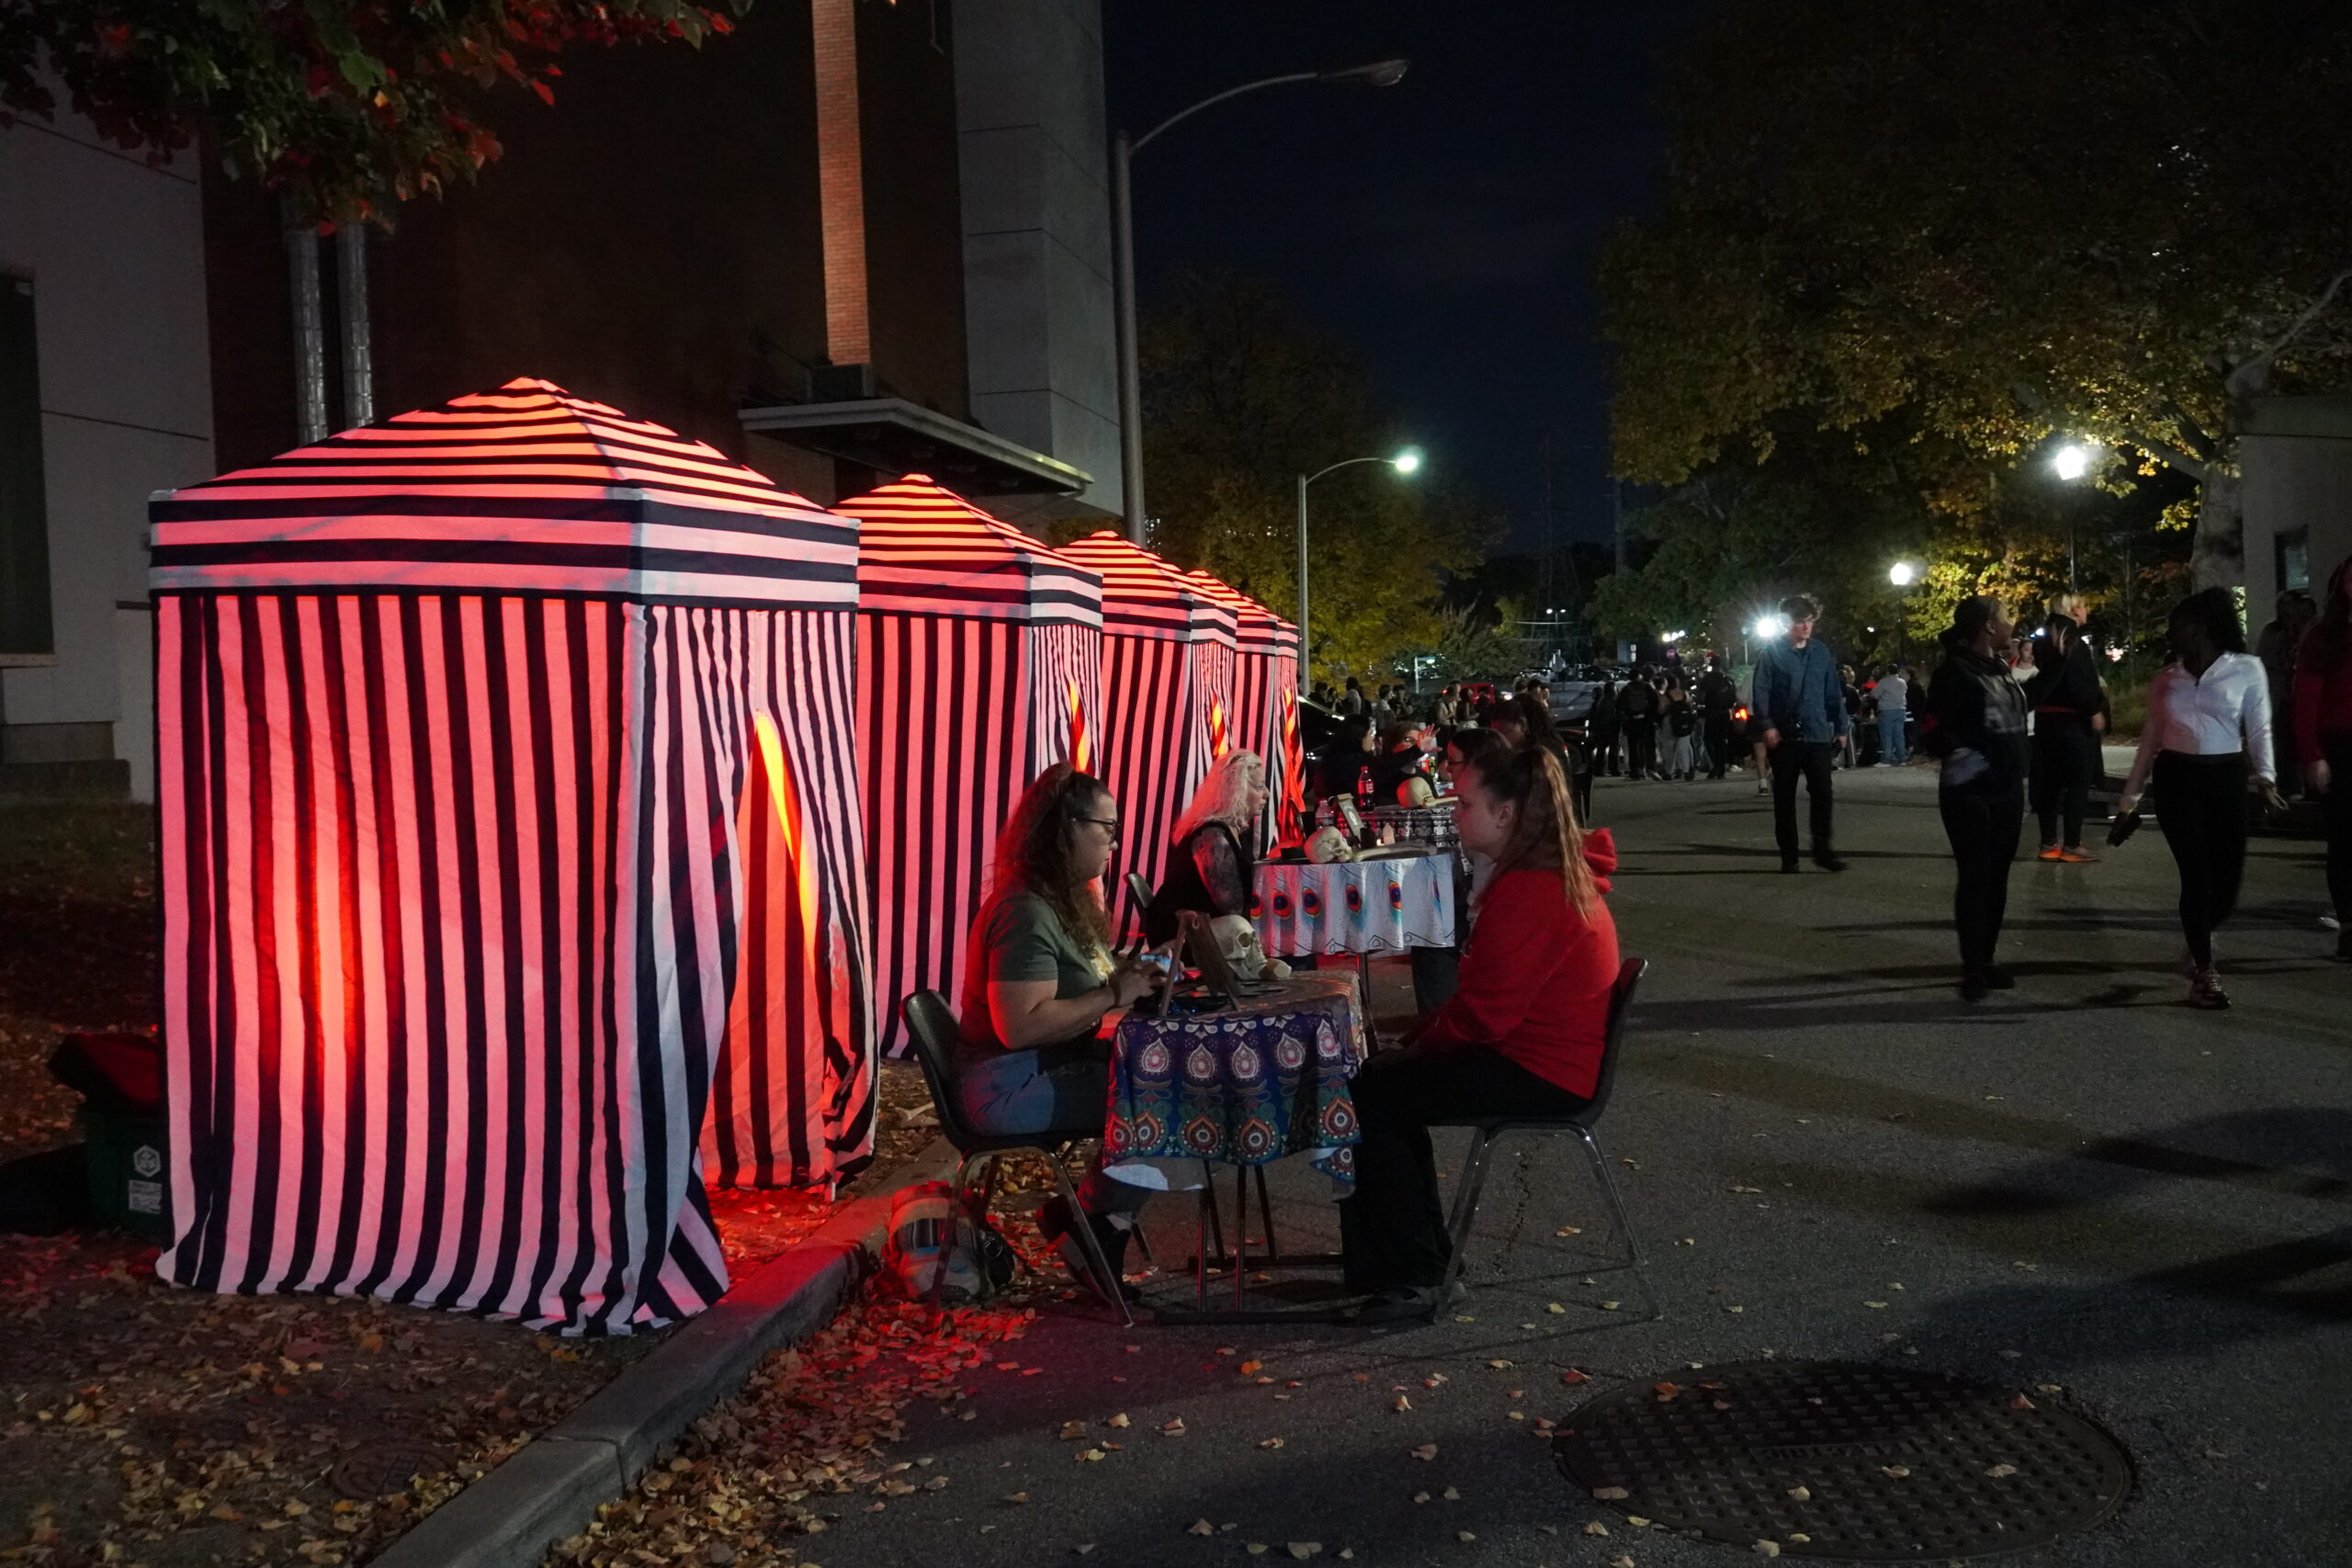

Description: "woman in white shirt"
2117 588 2286 1008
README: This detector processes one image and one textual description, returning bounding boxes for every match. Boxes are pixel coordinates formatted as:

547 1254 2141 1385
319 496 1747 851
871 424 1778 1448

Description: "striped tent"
831 476 1103 1055
1180 569 1303 849
1053 532 1237 933
148 378 875 1333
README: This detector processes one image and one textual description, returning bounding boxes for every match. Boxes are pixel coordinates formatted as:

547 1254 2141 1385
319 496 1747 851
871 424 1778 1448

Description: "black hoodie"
1922 641 2031 793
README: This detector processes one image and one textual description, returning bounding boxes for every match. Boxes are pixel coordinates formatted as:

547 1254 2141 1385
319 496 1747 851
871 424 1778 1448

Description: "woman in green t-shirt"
959 763 1164 1303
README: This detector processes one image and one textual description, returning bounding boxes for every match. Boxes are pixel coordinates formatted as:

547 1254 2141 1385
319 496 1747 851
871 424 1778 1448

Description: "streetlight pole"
1297 450 1421 687
1113 60 1410 544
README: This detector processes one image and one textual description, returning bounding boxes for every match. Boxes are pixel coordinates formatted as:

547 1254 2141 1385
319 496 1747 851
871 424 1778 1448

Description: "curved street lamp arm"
1303 454 1396 488
1131 72 1323 155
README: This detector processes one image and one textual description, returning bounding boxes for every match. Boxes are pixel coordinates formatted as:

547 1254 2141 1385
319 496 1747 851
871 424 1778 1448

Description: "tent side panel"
154 590 735 1333
1097 632 1202 940
709 608 878 1180
856 612 1024 1059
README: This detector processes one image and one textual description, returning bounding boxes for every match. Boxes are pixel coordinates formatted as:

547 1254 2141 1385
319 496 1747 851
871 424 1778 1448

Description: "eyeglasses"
1078 816 1121 834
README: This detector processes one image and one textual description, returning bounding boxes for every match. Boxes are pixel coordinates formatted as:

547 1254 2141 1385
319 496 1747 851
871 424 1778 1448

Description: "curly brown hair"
981 762 1114 954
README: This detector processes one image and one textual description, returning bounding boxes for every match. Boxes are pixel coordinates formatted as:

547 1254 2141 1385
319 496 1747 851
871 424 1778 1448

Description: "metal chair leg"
1439 1130 1498 1294
935 1152 989 1314
1048 1157 1135 1330
1574 1125 1645 1271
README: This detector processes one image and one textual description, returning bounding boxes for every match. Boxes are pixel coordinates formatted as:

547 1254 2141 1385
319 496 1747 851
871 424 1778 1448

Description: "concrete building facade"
2241 396 2352 615
0 97 216 799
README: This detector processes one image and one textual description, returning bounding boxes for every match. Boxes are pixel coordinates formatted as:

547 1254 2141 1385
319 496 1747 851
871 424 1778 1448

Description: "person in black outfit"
1313 714 1378 802
1367 719 1438 806
1617 670 1661 780
1921 597 2030 1001
1146 750 1268 943
2020 607 2108 862
1698 658 1738 778
1587 679 1622 775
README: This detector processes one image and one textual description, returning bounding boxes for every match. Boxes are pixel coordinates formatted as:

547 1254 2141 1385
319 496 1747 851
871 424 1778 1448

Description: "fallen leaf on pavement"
1562 1369 1590 1384
1787 1485 1811 1501
1004 1493 1030 1505
1594 1485 1629 1500
1287 1545 1321 1560
1584 1520 1611 1535
1754 1541 1781 1558
1076 1448 1105 1462
1881 1465 1910 1478
1058 1421 1088 1439
1188 1519 1216 1536
1986 1463 2018 1478
1653 1382 1681 1402
1411 1444 1439 1461
1391 1395 1412 1412
1259 1438 1285 1450
1108 1413 1131 1427
1240 1360 1264 1375
1487 1359 1513 1370
1555 1225 1582 1236
1161 1418 1187 1437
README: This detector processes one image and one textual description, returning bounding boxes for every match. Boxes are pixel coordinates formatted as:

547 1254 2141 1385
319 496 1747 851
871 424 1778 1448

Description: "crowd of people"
935 552 2349 1326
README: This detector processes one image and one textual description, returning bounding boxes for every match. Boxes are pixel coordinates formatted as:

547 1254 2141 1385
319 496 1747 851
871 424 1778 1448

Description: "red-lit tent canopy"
1054 532 1237 928
831 476 1103 1055
146 378 875 1333
1180 569 1304 846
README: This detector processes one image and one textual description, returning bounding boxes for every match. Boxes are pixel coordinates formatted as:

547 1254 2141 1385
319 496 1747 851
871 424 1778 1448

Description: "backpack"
884 1180 1016 1303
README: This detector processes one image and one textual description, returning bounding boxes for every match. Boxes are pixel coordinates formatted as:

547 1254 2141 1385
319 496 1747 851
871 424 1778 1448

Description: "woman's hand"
2255 776 2288 818
2308 759 2334 797
2115 791 2141 818
1106 961 1163 1010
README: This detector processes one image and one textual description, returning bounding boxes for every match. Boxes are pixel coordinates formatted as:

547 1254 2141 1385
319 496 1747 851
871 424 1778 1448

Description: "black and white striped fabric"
1055 532 1237 934
151 381 875 1333
833 478 1103 1055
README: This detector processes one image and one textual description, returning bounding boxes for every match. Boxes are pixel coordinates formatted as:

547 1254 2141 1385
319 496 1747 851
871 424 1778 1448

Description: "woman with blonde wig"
1144 750 1268 943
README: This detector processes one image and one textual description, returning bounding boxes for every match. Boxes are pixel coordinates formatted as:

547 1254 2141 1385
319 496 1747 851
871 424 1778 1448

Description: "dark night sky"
1102 0 1721 554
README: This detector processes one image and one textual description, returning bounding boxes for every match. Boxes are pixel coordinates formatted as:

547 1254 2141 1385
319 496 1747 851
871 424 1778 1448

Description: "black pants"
1591 728 1620 775
2324 741 2352 927
1623 718 1658 778
1703 719 1732 777
1339 1046 1591 1292
2154 750 2249 967
1769 740 1837 862
2030 713 2099 848
1939 782 2024 974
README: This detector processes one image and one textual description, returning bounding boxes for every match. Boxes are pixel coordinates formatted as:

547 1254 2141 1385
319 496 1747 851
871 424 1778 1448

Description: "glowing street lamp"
1296 449 1423 684
1889 560 1920 587
2051 443 2098 482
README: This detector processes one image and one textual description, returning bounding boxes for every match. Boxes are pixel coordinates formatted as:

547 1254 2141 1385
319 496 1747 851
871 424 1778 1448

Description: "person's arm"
2240 658 2278 789
1196 826 1251 917
2293 664 2327 771
989 970 1153 1051
1416 876 1562 1051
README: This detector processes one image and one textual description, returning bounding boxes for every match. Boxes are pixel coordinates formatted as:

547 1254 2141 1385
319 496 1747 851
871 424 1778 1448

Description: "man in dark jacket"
1752 594 1850 870
1922 596 2031 1000
1698 658 1739 778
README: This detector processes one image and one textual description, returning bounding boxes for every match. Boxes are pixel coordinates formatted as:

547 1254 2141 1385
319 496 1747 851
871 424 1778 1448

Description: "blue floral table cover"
1252 850 1459 958
1103 972 1369 1190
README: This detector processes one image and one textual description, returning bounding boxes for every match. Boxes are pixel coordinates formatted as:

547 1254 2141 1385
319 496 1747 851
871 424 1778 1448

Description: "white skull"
1305 826 1355 864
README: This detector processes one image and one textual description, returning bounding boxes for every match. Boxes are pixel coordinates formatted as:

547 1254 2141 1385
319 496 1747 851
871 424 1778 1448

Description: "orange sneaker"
2036 844 2064 862
2057 847 2099 863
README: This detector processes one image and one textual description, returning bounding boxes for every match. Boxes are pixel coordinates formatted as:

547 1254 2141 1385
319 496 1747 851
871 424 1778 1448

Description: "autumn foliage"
0 0 748 224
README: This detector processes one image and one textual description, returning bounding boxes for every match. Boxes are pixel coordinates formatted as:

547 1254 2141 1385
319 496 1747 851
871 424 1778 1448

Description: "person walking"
1873 663 1912 766
2291 555 2352 960
1836 664 1864 769
1587 678 1623 777
1921 598 2030 1000
1617 669 1661 780
1699 657 1738 778
2258 590 2318 793
1753 594 1850 871
1665 682 1699 779
2021 603 2108 863
2116 587 2285 1008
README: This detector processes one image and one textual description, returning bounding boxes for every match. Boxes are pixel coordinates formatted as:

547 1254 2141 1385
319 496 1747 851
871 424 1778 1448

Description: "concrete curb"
372 1137 961 1568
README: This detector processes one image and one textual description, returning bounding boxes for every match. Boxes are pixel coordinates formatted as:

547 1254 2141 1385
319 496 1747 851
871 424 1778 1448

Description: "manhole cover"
1553 1360 2131 1560
329 1440 453 1500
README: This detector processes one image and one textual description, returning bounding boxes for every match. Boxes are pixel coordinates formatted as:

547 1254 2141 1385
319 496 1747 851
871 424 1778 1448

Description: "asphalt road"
824 762 2349 1567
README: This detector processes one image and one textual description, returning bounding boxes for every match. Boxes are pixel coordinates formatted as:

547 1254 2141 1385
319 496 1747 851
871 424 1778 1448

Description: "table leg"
1233 1162 1250 1309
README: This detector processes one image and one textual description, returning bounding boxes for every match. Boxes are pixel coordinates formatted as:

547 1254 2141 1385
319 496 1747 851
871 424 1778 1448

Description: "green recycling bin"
79 1108 171 1245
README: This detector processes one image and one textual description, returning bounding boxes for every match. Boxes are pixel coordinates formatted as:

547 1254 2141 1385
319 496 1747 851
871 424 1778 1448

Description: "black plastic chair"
1123 870 1157 950
899 990 1135 1327
1433 957 1649 1299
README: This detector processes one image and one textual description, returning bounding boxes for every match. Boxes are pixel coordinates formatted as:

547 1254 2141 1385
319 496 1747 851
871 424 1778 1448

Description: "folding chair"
1433 958 1650 1301
899 991 1134 1327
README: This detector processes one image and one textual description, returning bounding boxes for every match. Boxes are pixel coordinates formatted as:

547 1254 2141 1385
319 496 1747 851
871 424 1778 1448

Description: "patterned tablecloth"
1251 850 1459 958
1102 972 1369 1190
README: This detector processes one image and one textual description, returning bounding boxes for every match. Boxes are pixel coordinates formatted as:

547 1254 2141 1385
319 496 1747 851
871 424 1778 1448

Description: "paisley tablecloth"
1102 972 1368 1190
1252 851 1459 957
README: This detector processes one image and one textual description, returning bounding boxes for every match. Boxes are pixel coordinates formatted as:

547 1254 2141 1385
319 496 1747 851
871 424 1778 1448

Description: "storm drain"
1552 1360 2131 1560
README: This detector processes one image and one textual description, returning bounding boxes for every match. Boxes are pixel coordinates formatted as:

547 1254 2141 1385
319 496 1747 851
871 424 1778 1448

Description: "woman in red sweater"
1339 744 1620 1323
2293 554 2352 961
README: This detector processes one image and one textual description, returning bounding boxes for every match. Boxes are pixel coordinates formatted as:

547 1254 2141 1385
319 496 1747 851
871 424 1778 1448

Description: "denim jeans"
1879 712 1908 765
956 1042 1151 1217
